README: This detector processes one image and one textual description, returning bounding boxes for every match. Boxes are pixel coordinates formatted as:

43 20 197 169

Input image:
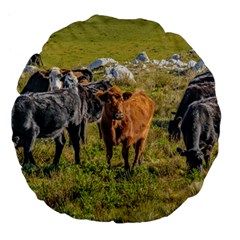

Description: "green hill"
40 15 193 69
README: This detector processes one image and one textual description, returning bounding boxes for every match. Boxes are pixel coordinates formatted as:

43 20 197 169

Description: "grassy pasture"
15 15 218 222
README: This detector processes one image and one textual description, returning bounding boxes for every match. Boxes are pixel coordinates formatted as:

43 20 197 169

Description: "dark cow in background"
20 67 93 94
27 53 43 67
21 67 64 94
11 83 109 166
168 82 215 141
177 97 221 171
188 70 214 86
97 86 154 170
61 68 93 86
21 71 50 94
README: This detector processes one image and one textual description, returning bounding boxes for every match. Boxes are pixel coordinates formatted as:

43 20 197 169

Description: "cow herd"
12 62 221 173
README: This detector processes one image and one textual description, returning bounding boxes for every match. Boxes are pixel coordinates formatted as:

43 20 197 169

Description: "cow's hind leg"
52 133 66 165
67 126 81 164
132 138 145 169
23 132 38 165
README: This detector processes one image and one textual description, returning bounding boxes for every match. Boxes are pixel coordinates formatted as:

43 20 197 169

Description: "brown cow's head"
96 86 132 120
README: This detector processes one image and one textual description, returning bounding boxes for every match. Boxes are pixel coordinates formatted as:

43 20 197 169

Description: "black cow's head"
177 147 204 171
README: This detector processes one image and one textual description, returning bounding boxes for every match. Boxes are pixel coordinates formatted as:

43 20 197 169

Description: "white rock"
133 51 150 63
171 54 181 60
159 59 169 67
193 60 206 72
151 60 160 65
188 60 197 68
88 58 118 70
104 65 135 82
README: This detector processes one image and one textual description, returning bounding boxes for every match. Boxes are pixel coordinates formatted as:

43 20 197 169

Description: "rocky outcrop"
104 65 135 82
88 58 118 70
132 52 150 64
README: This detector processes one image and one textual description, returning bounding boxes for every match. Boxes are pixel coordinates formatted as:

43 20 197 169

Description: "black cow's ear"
96 91 109 102
123 92 132 100
177 147 187 156
176 117 182 128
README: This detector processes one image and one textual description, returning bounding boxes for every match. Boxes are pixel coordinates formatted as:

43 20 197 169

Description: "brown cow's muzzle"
114 112 124 120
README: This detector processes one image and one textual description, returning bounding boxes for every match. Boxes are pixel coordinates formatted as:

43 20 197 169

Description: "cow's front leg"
106 143 113 168
122 142 130 170
68 125 81 164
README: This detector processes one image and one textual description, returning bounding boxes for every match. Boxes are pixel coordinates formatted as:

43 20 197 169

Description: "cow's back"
125 91 154 125
122 91 154 140
21 71 49 94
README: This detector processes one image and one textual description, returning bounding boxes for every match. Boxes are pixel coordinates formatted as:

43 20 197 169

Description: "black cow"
188 70 214 86
11 84 106 166
20 71 50 94
168 82 215 141
21 68 93 94
177 97 221 171
27 53 43 67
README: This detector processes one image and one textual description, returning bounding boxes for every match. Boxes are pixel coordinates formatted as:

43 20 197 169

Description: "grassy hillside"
15 15 218 222
40 15 195 68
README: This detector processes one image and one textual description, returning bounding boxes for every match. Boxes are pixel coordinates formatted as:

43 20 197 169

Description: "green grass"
15 15 218 222
40 15 199 69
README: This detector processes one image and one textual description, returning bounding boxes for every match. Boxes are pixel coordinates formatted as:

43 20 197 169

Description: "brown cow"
97 86 155 170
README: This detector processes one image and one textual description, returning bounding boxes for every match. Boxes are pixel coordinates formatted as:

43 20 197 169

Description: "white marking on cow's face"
49 67 63 91
63 71 78 88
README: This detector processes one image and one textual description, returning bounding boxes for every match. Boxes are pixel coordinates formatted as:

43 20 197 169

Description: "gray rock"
187 60 197 68
168 58 178 64
132 59 139 65
193 60 206 72
151 60 160 65
175 60 188 68
159 59 169 67
104 65 135 82
88 58 118 70
133 51 150 63
171 54 181 60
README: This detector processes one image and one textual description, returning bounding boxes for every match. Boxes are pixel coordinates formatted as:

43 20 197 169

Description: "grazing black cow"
27 53 43 67
188 70 214 86
11 84 106 166
176 97 221 171
168 82 215 141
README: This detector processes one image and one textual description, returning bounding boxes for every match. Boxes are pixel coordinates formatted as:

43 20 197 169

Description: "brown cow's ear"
123 92 132 100
96 91 109 102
